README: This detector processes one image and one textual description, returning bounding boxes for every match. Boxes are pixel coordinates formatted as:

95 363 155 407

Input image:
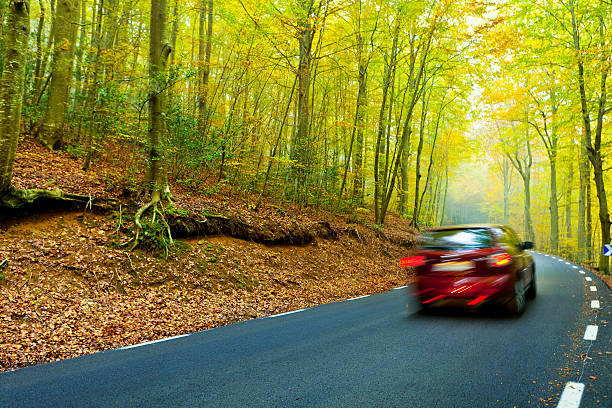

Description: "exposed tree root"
129 192 174 253
0 186 117 217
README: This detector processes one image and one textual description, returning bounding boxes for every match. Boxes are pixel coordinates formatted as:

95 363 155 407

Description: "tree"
0 0 30 196
566 0 610 272
37 0 79 149
131 0 173 248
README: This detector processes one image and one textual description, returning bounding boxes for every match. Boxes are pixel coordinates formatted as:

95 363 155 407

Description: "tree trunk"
32 0 45 99
71 0 87 114
200 0 213 138
197 0 206 135
37 0 79 149
565 161 573 240
34 0 55 100
571 5 609 272
81 0 103 171
410 74 432 227
147 0 171 195
291 0 315 200
522 170 534 242
502 157 511 224
0 0 30 195
351 44 367 203
578 130 588 260
549 157 558 252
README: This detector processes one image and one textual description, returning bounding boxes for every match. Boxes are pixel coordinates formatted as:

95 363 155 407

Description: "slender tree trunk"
32 0 45 98
523 170 534 242
578 130 588 260
373 32 397 224
440 164 448 224
291 0 315 200
351 42 367 203
503 157 511 224
571 5 610 272
81 0 103 171
37 0 79 149
410 74 432 227
197 0 206 134
71 0 87 114
0 0 30 195
565 161 573 240
147 0 171 196
35 0 54 100
201 0 213 138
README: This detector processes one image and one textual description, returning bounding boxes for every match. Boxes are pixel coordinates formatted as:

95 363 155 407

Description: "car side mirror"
522 241 534 250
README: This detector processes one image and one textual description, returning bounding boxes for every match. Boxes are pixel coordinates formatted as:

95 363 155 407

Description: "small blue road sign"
604 245 612 256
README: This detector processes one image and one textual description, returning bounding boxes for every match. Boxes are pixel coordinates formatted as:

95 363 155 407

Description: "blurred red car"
402 225 535 315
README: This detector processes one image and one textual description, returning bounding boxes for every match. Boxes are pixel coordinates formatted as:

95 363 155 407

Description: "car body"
401 224 536 315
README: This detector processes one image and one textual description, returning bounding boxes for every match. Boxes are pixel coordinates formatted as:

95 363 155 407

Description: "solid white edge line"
393 285 408 290
585 277 592 282
584 325 598 341
591 300 600 309
557 382 585 408
347 295 370 301
119 334 190 350
590 286 597 292
265 308 306 319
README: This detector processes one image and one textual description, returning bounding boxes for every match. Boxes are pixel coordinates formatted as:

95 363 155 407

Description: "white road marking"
266 309 306 319
119 334 190 350
590 286 597 292
591 300 600 309
585 277 592 282
393 286 408 290
584 325 598 341
565 262 571 265
572 266 578 269
579 270 586 274
347 295 370 301
557 382 584 408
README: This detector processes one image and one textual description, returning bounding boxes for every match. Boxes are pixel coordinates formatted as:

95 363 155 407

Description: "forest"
0 0 609 274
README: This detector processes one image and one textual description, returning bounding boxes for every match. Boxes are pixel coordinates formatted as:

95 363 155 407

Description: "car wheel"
505 279 525 316
526 265 536 299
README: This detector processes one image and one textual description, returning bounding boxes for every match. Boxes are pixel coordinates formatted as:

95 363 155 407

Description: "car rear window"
420 228 493 250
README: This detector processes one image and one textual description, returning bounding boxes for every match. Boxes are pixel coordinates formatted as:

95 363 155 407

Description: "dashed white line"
591 300 600 309
265 309 306 319
583 325 598 341
557 382 585 408
590 286 597 292
119 334 190 350
585 277 592 282
579 270 586 274
572 266 578 269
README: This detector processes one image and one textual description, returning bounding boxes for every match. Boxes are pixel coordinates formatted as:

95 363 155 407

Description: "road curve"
1 252 609 407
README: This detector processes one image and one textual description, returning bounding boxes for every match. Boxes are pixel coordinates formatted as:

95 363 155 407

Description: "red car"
402 225 536 315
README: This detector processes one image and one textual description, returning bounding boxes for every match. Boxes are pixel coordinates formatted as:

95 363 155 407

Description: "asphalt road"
1 252 609 407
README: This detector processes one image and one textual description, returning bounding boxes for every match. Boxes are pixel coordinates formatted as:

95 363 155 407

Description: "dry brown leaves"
1 136 418 372
0 211 416 372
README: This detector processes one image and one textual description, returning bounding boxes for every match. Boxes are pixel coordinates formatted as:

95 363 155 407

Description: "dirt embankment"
0 136 419 372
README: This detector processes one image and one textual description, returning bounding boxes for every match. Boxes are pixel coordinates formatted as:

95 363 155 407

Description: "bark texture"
0 0 30 194
37 0 79 149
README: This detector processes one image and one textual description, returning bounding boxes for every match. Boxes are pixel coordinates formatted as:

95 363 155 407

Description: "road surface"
1 252 609 407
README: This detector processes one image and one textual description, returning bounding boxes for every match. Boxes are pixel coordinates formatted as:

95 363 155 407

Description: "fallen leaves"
1 211 416 372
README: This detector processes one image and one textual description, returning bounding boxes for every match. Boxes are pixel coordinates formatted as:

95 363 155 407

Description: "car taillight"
400 256 426 267
488 253 511 267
